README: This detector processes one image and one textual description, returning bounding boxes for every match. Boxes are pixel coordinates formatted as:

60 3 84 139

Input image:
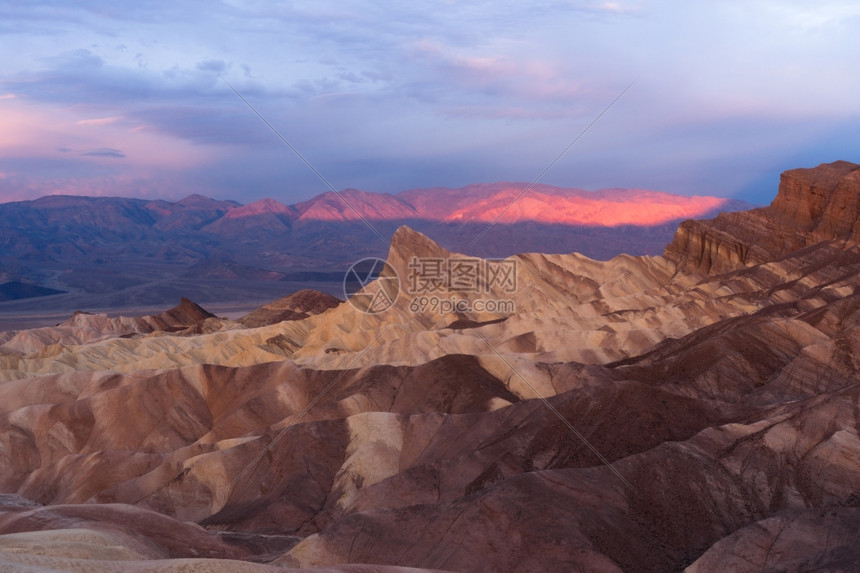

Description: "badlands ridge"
0 161 859 571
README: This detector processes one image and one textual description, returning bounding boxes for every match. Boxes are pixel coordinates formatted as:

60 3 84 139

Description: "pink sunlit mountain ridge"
234 182 744 227
221 197 298 219
0 182 751 314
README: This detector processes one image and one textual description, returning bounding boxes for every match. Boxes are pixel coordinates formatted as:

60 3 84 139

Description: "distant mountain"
281 183 748 226
398 183 739 225
293 188 420 221
0 184 753 312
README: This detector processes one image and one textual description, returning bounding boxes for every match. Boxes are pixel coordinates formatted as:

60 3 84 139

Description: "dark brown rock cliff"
665 160 860 273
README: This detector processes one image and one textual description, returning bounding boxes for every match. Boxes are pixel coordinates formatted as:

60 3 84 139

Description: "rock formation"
238 289 342 327
0 297 221 356
665 160 860 273
0 161 858 571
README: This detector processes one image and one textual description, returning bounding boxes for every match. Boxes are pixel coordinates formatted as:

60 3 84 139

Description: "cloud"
587 2 640 14
0 0 858 207
76 116 121 126
196 59 227 74
399 40 592 121
440 105 572 121
5 49 210 107
56 145 127 159
81 148 125 158
0 46 311 151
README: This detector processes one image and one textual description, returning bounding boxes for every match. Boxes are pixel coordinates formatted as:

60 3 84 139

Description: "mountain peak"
389 224 451 257
294 189 418 221
222 198 294 219
174 194 239 209
237 289 342 327
386 225 454 284
158 297 216 327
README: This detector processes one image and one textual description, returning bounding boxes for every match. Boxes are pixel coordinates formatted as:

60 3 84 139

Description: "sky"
0 0 858 206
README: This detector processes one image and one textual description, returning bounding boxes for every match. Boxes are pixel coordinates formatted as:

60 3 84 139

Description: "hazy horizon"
0 178 765 207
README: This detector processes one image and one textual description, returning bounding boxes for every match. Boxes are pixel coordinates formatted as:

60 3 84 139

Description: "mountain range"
0 160 858 571
0 183 750 319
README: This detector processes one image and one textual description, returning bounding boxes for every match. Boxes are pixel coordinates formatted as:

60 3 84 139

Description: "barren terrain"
0 162 858 572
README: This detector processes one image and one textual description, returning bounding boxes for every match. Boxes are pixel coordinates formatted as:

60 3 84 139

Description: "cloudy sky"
1 1 858 206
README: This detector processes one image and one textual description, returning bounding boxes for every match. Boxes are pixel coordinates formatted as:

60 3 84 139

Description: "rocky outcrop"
665 160 860 273
0 298 219 355
0 499 444 572
771 160 860 239
238 289 342 327
686 509 860 572
153 297 217 328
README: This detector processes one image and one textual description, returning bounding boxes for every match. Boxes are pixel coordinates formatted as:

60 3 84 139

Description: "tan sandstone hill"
0 297 223 357
237 289 343 328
